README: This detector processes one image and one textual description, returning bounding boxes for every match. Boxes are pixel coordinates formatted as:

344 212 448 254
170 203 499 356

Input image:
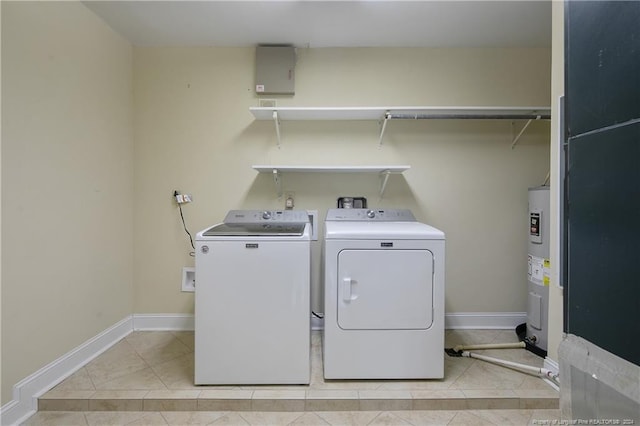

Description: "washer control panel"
224 210 309 224
326 208 416 222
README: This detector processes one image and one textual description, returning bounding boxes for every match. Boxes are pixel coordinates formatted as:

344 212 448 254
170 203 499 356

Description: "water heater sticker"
528 254 544 285
543 259 551 286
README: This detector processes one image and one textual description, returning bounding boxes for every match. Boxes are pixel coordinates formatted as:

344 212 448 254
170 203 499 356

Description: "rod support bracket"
379 169 391 198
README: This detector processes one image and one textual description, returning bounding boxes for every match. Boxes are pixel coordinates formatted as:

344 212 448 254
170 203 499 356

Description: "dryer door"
337 249 433 330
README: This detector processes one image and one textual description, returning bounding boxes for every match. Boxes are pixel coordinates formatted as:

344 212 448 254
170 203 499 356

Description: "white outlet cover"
182 267 195 292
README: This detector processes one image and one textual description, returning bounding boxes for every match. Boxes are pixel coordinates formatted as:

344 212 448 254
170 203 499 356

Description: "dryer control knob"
262 211 272 220
366 209 376 218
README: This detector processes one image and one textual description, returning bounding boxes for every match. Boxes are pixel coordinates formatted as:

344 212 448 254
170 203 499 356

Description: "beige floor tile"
143 398 197 411
40 389 96 399
514 388 559 399
94 367 167 391
126 412 168 425
171 331 195 350
38 398 90 412
392 410 458 425
410 390 467 410
239 411 304 425
450 357 527 390
375 378 451 391
199 390 253 399
36 329 563 421
49 368 96 391
447 410 497 425
159 411 229 425
528 409 561 425
145 390 200 399
88 390 147 411
85 411 150 425
209 412 250 425
305 390 360 411
368 412 412 425
22 411 88 426
126 331 192 367
469 409 535 425
91 390 149 399
489 330 522 344
198 389 253 411
518 375 559 390
289 412 330 425
85 341 149 387
88 398 144 412
150 353 195 389
445 330 504 348
315 411 381 426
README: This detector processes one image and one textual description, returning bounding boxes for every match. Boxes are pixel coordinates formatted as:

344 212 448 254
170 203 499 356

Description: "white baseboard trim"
0 316 133 426
132 313 194 331
445 312 527 329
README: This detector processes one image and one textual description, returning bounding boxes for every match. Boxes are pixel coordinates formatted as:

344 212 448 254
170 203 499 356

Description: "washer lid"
203 222 306 237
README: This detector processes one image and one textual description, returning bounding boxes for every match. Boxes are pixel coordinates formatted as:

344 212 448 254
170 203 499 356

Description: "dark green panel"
565 1 640 137
567 123 640 366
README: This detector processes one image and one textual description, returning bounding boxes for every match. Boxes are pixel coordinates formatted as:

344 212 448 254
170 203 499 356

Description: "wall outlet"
175 193 192 204
284 191 295 209
182 267 195 292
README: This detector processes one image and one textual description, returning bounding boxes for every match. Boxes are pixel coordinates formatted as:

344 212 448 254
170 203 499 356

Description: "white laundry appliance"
323 208 445 379
195 210 311 385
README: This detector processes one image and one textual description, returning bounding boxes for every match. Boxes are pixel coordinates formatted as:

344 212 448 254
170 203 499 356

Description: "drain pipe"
453 342 525 352
459 350 560 384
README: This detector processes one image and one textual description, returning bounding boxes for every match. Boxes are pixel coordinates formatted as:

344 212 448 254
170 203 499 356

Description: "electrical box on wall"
255 46 295 95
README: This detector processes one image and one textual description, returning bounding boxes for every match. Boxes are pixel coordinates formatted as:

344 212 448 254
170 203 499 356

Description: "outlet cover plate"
182 267 195 292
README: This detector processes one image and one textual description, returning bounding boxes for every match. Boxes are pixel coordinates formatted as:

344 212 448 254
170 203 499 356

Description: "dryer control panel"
326 208 416 221
224 210 309 223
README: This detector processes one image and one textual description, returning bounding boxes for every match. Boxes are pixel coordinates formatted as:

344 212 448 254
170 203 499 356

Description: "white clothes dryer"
195 210 311 385
323 208 445 379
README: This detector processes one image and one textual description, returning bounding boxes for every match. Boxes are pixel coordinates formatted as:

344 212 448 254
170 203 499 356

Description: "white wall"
1 2 134 404
133 47 551 315
547 0 565 364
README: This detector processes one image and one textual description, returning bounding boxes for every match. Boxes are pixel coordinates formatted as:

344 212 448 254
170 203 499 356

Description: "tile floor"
27 329 560 425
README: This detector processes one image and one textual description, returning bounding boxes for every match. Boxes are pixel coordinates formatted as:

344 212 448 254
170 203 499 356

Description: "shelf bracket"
378 111 391 146
273 111 282 148
272 168 282 198
510 117 540 149
379 169 391 198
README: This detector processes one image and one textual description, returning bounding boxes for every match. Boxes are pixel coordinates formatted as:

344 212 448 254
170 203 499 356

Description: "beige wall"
1 2 134 404
134 47 551 314
0 1 553 403
547 0 565 364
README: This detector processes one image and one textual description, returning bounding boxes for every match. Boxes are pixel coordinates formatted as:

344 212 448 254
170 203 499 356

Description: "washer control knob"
366 209 376 219
262 211 272 220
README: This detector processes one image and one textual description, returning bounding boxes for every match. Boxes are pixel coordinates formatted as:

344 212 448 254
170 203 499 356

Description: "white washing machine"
195 210 311 385
323 208 445 379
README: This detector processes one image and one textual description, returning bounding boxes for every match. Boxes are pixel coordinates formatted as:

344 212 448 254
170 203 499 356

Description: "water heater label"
528 254 545 285
529 210 543 244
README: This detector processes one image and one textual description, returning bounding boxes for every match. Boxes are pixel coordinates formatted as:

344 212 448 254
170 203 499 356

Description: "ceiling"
83 1 552 48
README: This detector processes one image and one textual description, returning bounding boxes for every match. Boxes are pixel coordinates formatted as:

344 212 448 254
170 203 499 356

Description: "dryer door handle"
342 277 356 302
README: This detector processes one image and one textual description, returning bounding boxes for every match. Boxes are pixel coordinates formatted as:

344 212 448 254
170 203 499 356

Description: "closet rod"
386 113 550 120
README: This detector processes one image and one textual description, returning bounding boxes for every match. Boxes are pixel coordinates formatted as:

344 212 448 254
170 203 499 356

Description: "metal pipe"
461 351 560 384
453 342 526 352
387 114 550 120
